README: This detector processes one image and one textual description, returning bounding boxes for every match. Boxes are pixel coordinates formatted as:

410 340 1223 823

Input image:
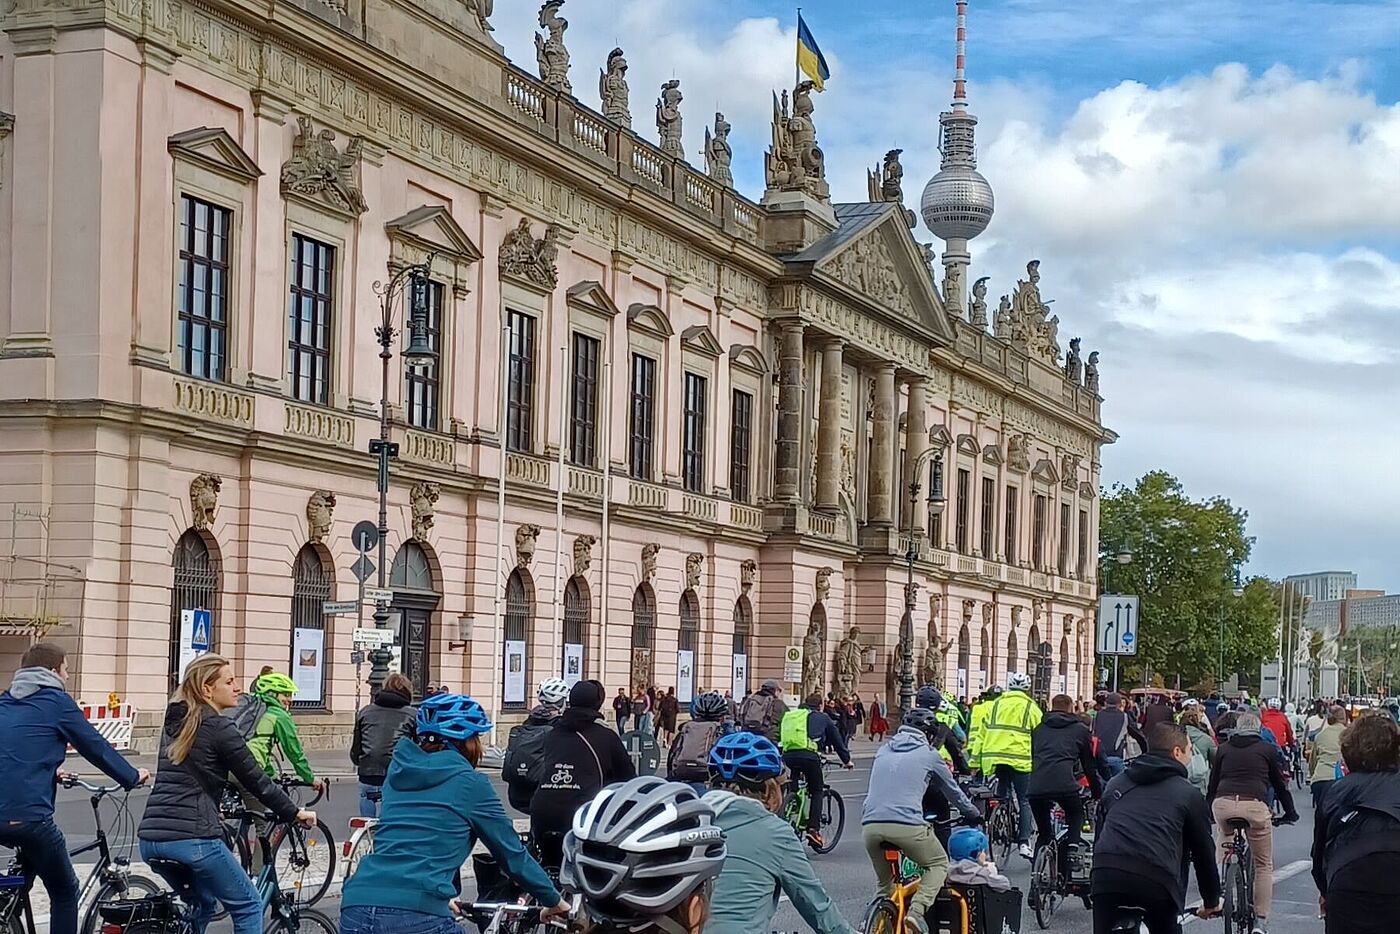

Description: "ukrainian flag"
796 14 830 91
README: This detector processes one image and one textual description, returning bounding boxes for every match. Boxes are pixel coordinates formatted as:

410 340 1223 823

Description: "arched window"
389 541 440 699
678 590 701 703
631 585 655 695
169 529 220 689
979 624 991 685
732 598 753 696
290 544 332 709
1006 631 1019 679
504 570 532 709
1059 635 1070 693
1027 624 1042 678
563 577 590 683
390 541 434 591
957 624 971 695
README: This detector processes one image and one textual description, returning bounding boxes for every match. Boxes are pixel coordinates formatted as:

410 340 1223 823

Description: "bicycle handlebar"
275 774 328 806
59 775 122 795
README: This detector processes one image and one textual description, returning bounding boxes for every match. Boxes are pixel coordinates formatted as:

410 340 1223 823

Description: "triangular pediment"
681 325 723 358
567 281 620 318
1079 481 1097 500
627 303 673 338
1031 458 1059 485
729 344 768 376
168 127 262 182
384 205 483 266
982 443 1003 466
927 424 954 448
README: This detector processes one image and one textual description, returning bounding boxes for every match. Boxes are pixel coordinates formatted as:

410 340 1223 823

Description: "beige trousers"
1213 796 1274 919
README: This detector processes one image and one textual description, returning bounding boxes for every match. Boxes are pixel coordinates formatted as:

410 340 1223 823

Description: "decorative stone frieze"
280 115 367 215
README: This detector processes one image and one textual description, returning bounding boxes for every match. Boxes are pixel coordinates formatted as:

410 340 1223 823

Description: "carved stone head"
740 559 757 589
515 524 541 569
572 534 596 576
962 599 975 624
306 490 337 544
640 543 660 582
815 566 833 603
189 474 222 532
1011 606 1023 630
685 553 704 591
410 481 440 540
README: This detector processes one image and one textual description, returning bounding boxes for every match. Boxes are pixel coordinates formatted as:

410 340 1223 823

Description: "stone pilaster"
902 377 927 531
815 339 844 510
867 363 897 527
773 322 806 503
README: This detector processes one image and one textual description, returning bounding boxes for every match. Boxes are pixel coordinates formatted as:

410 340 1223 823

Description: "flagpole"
795 7 801 91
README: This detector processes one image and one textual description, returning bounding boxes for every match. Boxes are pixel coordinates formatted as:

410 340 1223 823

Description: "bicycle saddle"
1110 907 1145 932
1225 818 1252 831
146 858 197 898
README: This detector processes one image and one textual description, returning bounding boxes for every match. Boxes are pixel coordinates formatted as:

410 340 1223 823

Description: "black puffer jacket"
1028 711 1102 798
138 702 300 842
350 688 415 785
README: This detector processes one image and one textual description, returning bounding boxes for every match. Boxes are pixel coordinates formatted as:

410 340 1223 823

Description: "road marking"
1179 859 1312 927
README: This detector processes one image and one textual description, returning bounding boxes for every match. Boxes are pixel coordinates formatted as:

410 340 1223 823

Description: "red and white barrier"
72 702 136 751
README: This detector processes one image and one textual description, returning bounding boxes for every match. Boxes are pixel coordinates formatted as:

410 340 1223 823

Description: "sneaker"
903 915 929 934
1251 921 1267 934
806 830 824 849
1019 843 1034 860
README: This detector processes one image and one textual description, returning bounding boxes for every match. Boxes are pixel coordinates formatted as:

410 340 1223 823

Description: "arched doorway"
563 576 590 685
631 585 655 695
169 529 220 689
978 624 991 692
1059 635 1070 696
289 544 333 709
389 540 440 699
957 625 971 698
677 590 700 703
1005 631 1018 680
503 569 533 709
1026 624 1042 678
732 597 752 698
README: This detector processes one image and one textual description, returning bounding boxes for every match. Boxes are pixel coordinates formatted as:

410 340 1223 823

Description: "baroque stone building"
0 0 1111 742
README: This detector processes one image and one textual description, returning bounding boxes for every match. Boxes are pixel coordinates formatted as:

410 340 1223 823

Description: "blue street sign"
190 609 212 652
1121 631 1135 646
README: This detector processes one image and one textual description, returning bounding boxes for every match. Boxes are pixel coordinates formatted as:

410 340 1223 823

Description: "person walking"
868 696 889 742
612 687 632 733
851 695 866 742
350 672 416 818
1307 705 1348 809
658 687 680 745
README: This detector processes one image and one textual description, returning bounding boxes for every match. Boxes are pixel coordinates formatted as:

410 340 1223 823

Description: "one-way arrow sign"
1097 594 1140 657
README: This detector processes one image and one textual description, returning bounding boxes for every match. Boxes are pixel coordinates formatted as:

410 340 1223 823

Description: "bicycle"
0 776 161 934
454 898 574 934
220 775 336 905
1028 794 1097 929
859 818 968 934
780 758 846 855
97 809 337 934
341 788 381 884
1221 816 1274 934
984 782 1019 865
1290 744 1307 790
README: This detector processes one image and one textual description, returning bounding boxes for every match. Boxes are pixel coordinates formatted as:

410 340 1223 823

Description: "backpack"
738 693 781 738
227 693 268 742
1186 744 1210 793
503 722 552 787
668 720 725 782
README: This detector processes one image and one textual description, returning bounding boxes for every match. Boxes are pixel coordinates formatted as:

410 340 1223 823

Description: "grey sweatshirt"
862 726 978 826
9 667 66 699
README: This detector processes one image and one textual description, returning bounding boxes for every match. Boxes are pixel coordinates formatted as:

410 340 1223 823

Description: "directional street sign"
351 555 376 583
353 627 395 646
364 587 395 605
322 600 358 616
1097 594 1141 657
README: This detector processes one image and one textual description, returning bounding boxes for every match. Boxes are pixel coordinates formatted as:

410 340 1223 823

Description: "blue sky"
493 1 1400 591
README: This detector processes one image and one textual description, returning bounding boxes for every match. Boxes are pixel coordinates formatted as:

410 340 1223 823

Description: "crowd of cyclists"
3 637 1400 934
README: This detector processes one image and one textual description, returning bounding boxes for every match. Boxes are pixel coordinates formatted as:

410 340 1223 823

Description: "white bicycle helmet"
537 677 569 706
1267 697 1283 710
1007 672 1032 691
562 776 726 934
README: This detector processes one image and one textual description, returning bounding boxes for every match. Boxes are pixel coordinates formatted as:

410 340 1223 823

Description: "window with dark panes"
177 195 232 382
405 281 443 431
287 234 335 405
570 333 600 466
1032 494 1048 570
955 468 971 553
927 457 943 543
629 354 656 479
1078 509 1090 579
730 389 753 503
1058 502 1072 576
506 310 536 452
682 372 708 493
980 477 996 558
1005 485 1019 563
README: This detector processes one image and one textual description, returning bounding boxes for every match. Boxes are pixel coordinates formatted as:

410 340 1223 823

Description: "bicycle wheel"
343 825 376 883
1222 859 1247 934
271 820 336 906
1031 845 1058 929
267 905 339 934
780 788 802 837
859 897 901 934
80 875 163 934
812 789 845 854
988 803 1013 864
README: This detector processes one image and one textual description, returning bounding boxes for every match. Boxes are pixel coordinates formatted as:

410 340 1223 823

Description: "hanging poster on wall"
503 640 527 704
292 627 325 704
676 650 695 704
563 643 584 687
957 668 968 698
731 653 748 700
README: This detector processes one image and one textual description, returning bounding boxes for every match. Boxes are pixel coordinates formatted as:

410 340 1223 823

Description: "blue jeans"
993 765 1033 845
1105 755 1126 777
341 905 459 934
0 819 78 934
359 782 381 818
635 712 653 735
140 836 262 934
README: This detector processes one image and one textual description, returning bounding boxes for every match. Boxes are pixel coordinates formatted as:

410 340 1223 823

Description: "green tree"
1100 471 1277 689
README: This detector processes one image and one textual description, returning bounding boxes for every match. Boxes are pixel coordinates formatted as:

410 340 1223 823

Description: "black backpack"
668 721 725 782
502 721 552 809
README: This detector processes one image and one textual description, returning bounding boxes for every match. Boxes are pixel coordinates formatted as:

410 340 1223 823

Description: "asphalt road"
43 739 1328 933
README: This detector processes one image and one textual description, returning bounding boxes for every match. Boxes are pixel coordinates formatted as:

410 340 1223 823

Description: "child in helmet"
946 827 1013 892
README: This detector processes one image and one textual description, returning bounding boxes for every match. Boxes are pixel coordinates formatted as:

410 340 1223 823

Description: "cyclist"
1206 710 1298 933
1092 723 1220 933
138 654 314 934
779 692 853 850
562 776 726 934
350 671 416 818
528 679 634 872
916 686 970 772
1028 693 1102 903
667 691 732 791
978 672 1041 859
0 642 149 934
1261 698 1296 768
702 732 854 934
238 671 324 792
341 692 567 934
501 677 569 812
1091 691 1147 777
966 685 1002 768
862 706 981 934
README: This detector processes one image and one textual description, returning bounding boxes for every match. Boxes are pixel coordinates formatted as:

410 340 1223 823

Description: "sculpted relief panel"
825 231 916 320
1004 398 1092 459
794 287 927 374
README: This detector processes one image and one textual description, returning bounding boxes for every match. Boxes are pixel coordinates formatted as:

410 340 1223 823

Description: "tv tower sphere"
920 163 995 242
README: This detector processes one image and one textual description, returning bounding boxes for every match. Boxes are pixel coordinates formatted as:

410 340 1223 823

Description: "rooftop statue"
534 1 571 94
598 48 631 127
868 149 916 227
765 81 829 201
656 80 684 158
969 277 990 329
463 0 492 33
1064 337 1083 384
704 112 734 188
1084 351 1101 395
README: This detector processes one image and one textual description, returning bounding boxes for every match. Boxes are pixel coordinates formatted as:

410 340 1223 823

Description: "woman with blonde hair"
138 654 315 934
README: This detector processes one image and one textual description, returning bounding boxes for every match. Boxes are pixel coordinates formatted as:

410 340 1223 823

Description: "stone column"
815 339 844 509
901 377 927 531
867 363 897 526
774 322 806 503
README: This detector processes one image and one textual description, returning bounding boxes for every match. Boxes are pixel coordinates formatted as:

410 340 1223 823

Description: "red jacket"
1261 708 1295 748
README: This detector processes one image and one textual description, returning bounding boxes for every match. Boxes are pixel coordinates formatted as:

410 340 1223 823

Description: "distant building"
1285 571 1358 604
1303 593 1400 636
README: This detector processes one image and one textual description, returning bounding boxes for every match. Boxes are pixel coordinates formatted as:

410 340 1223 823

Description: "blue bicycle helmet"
416 692 493 741
948 828 989 863
707 731 784 784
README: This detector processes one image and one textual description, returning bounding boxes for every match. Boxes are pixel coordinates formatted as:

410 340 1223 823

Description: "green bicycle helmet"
254 672 298 696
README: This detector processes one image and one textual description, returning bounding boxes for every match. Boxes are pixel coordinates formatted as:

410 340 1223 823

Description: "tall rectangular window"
1005 485 1019 564
1077 508 1090 579
682 372 708 493
928 458 944 543
1058 502 1072 576
287 234 335 404
629 354 656 479
506 310 536 452
730 389 753 503
570 333 600 467
955 468 972 554
404 281 443 431
177 195 231 382
980 477 996 558
1032 494 1048 570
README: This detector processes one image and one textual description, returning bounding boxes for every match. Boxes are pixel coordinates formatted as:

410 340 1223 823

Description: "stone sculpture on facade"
1007 434 1031 473
921 632 954 688
305 491 336 544
534 1 571 93
815 566 833 604
640 542 660 582
685 552 704 590
740 559 757 590
765 82 829 200
409 481 439 540
498 218 559 288
1084 352 1101 395
868 148 905 203
993 294 1013 339
189 474 221 532
1061 453 1081 490
281 116 367 215
942 264 965 319
598 48 631 127
703 113 733 188
835 627 867 699
656 80 684 158
802 614 825 699
463 0 492 32
962 599 976 625
1011 606 1023 631
1064 337 1083 383
515 524 541 569
969 277 990 329
572 534 596 576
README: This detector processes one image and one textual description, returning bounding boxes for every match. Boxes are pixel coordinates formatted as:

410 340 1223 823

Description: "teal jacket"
342 738 559 916
701 790 854 934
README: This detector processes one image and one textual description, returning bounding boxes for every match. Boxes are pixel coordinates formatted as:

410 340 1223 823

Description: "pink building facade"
0 0 1111 744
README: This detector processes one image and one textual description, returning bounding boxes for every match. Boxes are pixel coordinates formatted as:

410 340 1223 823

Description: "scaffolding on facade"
0 506 86 637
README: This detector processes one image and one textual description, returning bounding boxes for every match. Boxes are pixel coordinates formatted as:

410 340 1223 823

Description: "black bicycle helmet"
901 706 942 741
690 690 728 720
916 684 944 710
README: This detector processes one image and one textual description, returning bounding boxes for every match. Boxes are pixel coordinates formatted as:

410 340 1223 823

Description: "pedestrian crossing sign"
190 609 212 651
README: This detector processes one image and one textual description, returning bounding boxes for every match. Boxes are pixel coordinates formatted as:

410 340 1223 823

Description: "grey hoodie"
9 667 65 699
863 726 978 826
701 790 854 934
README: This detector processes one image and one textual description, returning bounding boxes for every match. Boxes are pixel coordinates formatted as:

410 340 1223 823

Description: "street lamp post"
900 448 946 716
367 255 437 695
